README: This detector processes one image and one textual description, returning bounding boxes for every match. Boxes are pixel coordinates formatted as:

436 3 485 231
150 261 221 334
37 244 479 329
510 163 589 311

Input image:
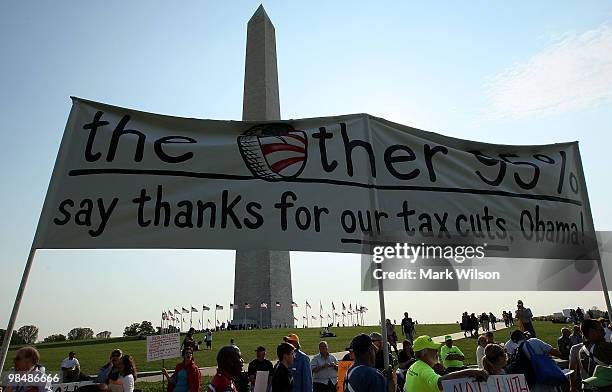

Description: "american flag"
342 302 346 311
231 303 240 310
260 302 268 309
245 303 252 309
216 304 223 310
292 302 299 307
332 302 336 311
203 305 210 311
191 306 198 312
306 301 311 309
174 309 180 315
162 312 167 320
275 302 281 308
182 307 189 313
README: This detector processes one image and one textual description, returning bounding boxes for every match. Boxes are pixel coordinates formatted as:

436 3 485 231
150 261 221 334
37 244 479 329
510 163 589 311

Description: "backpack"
505 341 534 385
343 365 364 392
523 339 566 386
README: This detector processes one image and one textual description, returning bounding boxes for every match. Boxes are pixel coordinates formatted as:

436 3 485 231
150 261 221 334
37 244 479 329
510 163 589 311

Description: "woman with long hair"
482 344 507 375
162 347 201 392
115 355 137 392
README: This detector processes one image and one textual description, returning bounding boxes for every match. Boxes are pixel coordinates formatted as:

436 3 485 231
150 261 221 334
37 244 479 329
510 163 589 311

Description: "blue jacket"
290 349 313 392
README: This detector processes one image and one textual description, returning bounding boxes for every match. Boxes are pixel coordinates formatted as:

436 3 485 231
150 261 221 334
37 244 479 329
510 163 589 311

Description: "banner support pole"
377 270 390 371
0 247 37 371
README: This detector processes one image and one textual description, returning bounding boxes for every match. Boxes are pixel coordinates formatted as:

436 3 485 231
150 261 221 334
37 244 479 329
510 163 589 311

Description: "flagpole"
305 301 309 328
201 307 204 332
214 307 217 330
243 305 246 327
190 307 193 329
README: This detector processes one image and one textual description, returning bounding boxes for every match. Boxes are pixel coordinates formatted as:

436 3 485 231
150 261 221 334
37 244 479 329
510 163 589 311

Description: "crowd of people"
3 300 612 392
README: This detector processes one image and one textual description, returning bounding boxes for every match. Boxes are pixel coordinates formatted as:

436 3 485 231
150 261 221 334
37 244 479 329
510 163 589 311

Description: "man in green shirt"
440 336 466 373
405 335 487 392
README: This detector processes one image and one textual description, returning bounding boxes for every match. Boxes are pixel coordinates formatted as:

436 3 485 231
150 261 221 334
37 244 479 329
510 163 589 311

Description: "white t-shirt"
505 340 519 356
476 345 485 368
61 358 80 369
119 374 134 392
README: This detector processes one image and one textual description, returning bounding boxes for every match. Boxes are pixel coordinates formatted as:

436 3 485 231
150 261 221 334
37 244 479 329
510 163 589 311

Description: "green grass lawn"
4 324 455 374
4 320 570 380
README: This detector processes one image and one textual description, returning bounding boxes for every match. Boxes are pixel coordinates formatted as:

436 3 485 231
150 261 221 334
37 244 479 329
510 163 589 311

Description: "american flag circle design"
238 123 308 181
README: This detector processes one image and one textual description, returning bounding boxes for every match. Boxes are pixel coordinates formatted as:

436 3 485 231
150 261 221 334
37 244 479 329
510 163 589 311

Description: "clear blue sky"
1 1 612 340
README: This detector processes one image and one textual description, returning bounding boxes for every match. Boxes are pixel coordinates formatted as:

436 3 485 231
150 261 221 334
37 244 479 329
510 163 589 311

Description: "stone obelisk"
233 5 294 328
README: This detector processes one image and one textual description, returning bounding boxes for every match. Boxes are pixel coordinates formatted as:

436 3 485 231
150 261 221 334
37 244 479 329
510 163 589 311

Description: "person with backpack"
505 331 565 391
343 334 396 392
578 318 612 382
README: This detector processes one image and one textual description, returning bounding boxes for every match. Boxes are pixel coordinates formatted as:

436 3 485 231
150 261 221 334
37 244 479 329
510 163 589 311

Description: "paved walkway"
137 325 508 382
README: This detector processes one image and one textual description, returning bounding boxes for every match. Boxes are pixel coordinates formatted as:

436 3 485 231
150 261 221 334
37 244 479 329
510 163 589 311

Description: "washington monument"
233 5 294 328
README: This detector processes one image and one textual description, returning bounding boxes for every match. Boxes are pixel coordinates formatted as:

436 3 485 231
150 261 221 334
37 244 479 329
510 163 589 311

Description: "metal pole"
305 302 309 328
0 247 36 371
161 359 165 392
378 269 390 370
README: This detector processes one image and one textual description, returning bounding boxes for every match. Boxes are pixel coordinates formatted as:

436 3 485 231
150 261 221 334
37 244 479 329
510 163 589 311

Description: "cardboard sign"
146 332 181 361
51 381 95 392
442 374 529 392
253 370 269 392
337 360 352 392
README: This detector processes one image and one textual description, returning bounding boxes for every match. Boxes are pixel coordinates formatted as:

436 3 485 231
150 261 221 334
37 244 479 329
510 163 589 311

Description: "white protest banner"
253 371 269 392
33 98 595 259
442 374 529 392
146 332 181 361
51 381 95 392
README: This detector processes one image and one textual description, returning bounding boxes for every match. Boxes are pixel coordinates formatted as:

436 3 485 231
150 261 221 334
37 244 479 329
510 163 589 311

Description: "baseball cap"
583 365 612 387
444 335 452 341
369 332 383 342
283 333 300 345
350 334 373 355
255 346 266 352
413 335 441 352
69 351 76 355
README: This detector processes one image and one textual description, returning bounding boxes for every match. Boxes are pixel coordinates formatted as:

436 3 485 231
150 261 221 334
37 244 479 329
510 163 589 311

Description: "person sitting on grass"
482 344 507 375
162 347 201 392
405 335 488 392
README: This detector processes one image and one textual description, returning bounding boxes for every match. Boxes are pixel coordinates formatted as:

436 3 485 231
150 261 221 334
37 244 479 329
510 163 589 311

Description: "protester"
570 325 583 347
385 319 399 355
515 300 537 338
470 313 479 337
440 336 465 373
60 351 81 382
182 328 200 352
406 335 488 392
205 329 212 350
161 347 201 392
271 342 294 392
369 332 393 372
482 344 507 375
569 340 587 392
558 327 572 360
485 331 494 344
97 349 122 385
489 313 497 331
6 346 49 392
207 346 243 392
342 334 395 392
480 313 490 332
579 318 612 379
476 335 488 369
398 340 415 369
117 355 137 392
513 333 563 391
401 312 415 343
507 310 514 326
505 329 523 357
461 312 470 338
311 341 338 392
247 346 273 389
283 334 312 392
